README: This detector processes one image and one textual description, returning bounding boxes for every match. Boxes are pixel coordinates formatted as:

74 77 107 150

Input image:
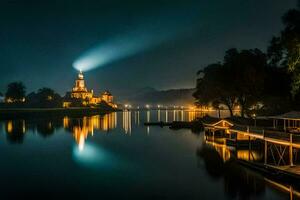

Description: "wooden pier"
203 117 300 177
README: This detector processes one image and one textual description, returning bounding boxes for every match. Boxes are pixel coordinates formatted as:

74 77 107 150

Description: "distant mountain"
119 87 196 106
134 87 158 96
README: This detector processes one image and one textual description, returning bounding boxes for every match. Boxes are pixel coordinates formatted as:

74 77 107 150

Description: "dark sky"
0 0 297 96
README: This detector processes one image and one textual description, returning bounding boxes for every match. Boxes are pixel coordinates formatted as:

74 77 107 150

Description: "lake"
0 110 294 199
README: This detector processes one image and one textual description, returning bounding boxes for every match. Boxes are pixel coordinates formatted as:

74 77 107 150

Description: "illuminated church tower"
71 70 93 99
63 70 117 108
73 70 87 92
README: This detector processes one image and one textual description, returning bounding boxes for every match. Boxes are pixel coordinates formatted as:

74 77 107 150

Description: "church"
63 70 116 108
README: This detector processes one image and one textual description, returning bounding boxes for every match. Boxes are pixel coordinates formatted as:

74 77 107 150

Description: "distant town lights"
124 104 131 107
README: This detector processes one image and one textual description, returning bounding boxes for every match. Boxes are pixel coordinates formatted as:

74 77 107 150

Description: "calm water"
0 110 293 199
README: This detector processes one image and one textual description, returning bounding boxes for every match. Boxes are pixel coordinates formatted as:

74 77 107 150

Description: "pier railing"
230 124 300 146
232 125 264 135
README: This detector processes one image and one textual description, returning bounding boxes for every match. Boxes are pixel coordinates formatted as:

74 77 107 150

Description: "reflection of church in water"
63 70 117 108
63 113 117 151
3 113 117 150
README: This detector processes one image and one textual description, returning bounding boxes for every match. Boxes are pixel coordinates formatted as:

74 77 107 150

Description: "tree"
194 48 267 118
223 48 267 117
5 82 26 103
267 2 300 97
193 63 237 117
26 87 62 108
36 88 57 102
259 66 292 115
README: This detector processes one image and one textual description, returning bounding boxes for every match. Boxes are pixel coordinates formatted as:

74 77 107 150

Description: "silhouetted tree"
257 67 292 115
193 63 237 117
5 82 26 103
194 48 267 117
223 48 267 117
268 1 300 96
26 87 62 108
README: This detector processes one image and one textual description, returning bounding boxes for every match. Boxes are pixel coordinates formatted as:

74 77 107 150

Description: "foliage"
267 2 300 96
194 62 237 116
5 82 26 103
26 87 62 108
194 48 268 117
223 48 267 117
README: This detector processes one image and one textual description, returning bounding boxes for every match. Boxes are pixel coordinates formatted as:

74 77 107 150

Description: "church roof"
102 90 112 95
72 90 90 93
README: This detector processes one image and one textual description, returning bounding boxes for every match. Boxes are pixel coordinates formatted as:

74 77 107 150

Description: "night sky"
0 0 297 97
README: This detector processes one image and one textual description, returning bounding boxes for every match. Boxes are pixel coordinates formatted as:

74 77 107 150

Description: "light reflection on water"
202 134 300 199
2 110 218 150
0 110 294 199
63 110 217 150
73 142 122 170
73 143 104 163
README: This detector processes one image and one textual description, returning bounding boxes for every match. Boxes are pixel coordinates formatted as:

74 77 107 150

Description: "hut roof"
201 117 234 128
269 111 300 120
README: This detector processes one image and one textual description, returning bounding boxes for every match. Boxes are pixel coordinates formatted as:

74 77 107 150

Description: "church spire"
78 69 84 80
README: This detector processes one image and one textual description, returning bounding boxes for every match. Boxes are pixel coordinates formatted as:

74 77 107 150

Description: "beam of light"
73 11 201 72
73 33 159 72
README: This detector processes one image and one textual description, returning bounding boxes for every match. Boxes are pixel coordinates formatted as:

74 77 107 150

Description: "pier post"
290 186 293 200
290 134 294 167
165 110 168 122
264 140 267 165
157 110 160 122
248 136 251 161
